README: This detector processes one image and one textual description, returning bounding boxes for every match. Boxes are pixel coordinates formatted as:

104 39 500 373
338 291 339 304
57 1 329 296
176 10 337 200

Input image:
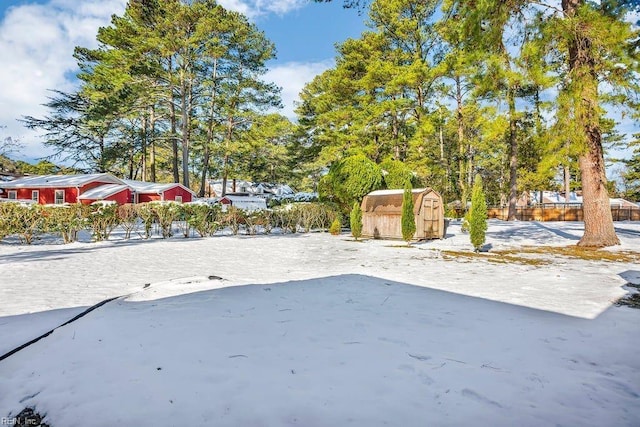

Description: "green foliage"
186 204 221 237
381 158 414 189
223 206 245 235
329 218 342 235
87 202 120 241
136 203 156 239
21 0 284 187
350 201 363 240
1 204 47 244
319 154 383 213
622 139 640 201
117 204 139 239
0 199 342 244
469 174 488 252
46 204 88 243
401 183 416 243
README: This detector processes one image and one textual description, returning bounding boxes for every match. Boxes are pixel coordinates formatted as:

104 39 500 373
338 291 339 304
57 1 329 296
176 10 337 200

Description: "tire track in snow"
0 296 120 362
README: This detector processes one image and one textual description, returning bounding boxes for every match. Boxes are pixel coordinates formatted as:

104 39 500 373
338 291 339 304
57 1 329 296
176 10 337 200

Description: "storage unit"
361 188 445 240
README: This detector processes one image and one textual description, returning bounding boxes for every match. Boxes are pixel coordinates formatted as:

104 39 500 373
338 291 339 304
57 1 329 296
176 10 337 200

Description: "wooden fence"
487 204 640 222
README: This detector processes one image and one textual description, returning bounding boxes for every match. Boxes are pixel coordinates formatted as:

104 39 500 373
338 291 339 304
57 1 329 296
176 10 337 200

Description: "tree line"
22 0 292 197
306 0 640 247
19 0 640 247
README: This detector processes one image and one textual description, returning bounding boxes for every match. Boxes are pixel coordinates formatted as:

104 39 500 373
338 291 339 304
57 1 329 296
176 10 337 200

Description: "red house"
0 174 195 205
123 180 195 203
0 173 128 204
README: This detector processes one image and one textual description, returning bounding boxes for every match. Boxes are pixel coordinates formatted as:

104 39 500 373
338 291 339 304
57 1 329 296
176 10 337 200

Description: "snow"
368 188 429 196
122 179 196 196
1 173 124 188
77 184 129 200
1 220 640 426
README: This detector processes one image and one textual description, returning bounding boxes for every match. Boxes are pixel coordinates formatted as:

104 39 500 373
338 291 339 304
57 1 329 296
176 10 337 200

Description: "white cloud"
0 0 126 161
0 0 316 162
265 60 334 120
218 0 305 18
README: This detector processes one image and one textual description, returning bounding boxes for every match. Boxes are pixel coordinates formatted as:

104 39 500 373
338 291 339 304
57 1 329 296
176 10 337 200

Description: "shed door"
423 198 439 238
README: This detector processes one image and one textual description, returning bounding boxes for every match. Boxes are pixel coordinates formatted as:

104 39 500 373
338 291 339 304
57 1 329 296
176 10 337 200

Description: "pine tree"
329 218 342 235
401 182 416 244
469 174 488 252
350 201 363 240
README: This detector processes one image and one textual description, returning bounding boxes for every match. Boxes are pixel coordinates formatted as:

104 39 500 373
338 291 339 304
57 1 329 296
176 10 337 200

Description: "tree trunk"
563 0 619 247
149 107 156 183
506 87 518 221
563 164 571 202
199 146 210 198
199 58 219 198
221 156 229 197
455 75 466 203
141 114 147 182
169 57 180 184
180 68 190 189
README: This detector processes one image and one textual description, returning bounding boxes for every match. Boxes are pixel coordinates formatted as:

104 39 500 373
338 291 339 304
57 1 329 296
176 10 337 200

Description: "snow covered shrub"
223 206 245 235
136 203 156 239
45 204 88 243
329 218 341 235
244 211 262 235
152 202 180 238
88 202 120 241
0 203 18 240
401 183 416 244
469 174 488 252
117 204 139 239
175 204 193 237
272 206 298 233
258 210 273 234
350 201 363 240
7 204 47 244
187 204 221 237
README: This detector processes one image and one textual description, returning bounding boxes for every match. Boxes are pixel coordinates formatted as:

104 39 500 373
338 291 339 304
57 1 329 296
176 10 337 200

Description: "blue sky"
0 0 367 161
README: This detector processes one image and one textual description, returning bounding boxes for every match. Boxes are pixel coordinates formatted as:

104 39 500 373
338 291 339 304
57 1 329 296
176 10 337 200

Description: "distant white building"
206 179 295 200
521 191 637 208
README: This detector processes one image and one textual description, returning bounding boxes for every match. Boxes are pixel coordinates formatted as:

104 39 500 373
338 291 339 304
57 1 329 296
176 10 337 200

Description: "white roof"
0 173 125 189
368 188 428 196
123 180 196 195
221 195 267 211
78 184 129 200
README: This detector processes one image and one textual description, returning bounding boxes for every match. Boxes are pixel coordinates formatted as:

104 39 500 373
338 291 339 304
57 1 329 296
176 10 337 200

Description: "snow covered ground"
1 220 639 426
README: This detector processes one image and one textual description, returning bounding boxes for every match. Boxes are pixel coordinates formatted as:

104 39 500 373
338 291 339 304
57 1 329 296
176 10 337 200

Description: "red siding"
162 186 193 202
137 186 193 203
80 181 110 194
138 194 160 203
80 188 131 205
12 187 78 204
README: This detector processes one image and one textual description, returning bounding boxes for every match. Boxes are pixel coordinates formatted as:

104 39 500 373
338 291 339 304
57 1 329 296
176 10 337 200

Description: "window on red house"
54 190 65 204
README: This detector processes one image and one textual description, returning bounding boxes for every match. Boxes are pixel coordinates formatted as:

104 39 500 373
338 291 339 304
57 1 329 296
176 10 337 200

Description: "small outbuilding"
77 184 132 205
219 194 268 212
123 180 195 203
361 188 445 240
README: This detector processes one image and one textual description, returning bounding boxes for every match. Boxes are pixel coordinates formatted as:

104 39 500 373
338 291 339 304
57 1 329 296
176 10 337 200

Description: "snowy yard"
1 220 639 426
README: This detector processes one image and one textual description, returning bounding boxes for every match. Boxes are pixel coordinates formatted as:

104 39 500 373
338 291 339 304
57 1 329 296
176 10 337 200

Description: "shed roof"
362 188 440 214
123 180 196 196
78 184 130 200
0 173 125 189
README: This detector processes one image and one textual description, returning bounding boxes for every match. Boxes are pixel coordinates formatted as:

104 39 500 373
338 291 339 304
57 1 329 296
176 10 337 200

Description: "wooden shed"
361 188 445 240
